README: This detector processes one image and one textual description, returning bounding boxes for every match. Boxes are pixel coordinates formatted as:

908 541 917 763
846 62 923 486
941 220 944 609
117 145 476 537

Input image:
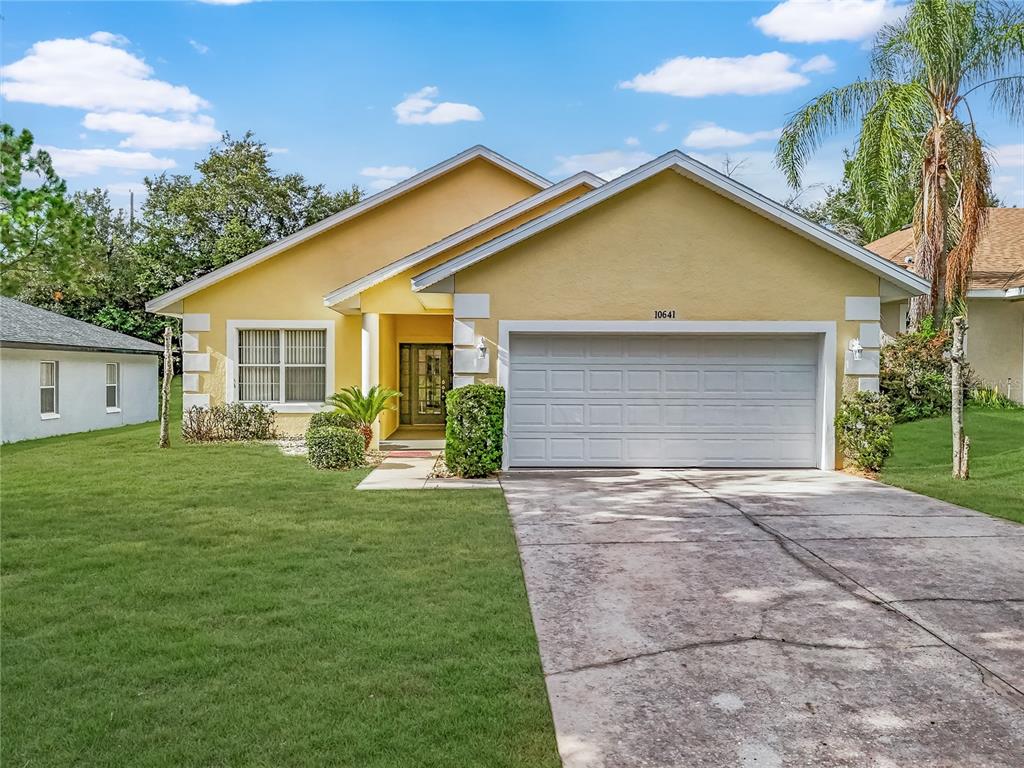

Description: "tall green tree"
776 0 1024 325
138 132 361 295
0 124 98 295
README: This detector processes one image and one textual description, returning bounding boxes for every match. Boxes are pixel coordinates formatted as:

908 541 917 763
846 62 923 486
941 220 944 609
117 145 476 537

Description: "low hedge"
307 410 359 433
182 403 277 442
306 426 365 471
835 390 894 472
445 384 505 478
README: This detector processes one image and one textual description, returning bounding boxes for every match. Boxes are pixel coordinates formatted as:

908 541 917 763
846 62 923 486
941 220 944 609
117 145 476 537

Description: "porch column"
361 312 380 393
361 312 381 448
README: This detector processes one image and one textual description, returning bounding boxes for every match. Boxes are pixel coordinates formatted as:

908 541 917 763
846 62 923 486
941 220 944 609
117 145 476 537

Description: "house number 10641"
653 310 676 319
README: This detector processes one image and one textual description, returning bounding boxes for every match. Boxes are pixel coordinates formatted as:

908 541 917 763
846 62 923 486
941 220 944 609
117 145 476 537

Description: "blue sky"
4 1 1022 210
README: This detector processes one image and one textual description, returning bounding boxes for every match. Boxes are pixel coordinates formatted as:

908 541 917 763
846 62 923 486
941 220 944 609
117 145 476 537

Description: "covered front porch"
356 312 454 443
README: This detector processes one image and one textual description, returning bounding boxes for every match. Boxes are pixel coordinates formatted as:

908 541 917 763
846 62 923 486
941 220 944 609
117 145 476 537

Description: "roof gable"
412 150 929 296
146 145 549 314
322 171 603 307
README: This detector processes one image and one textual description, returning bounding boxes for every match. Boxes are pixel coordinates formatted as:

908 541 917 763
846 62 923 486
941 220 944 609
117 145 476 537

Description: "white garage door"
507 334 820 468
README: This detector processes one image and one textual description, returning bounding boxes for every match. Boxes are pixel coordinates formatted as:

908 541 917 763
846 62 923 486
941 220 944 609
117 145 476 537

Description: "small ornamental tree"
445 385 504 478
327 385 400 449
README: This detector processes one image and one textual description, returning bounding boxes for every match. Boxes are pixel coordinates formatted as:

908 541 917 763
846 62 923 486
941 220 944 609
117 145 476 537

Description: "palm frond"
848 82 930 229
775 80 890 189
327 385 401 426
946 127 990 301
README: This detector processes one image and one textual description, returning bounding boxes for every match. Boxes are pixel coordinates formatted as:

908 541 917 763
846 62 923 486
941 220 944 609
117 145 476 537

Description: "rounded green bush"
307 409 359 434
835 390 895 472
445 384 505 478
306 426 365 471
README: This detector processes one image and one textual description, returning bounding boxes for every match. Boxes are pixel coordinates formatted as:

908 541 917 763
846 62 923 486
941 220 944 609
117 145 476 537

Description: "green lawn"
0 382 559 767
880 407 1024 524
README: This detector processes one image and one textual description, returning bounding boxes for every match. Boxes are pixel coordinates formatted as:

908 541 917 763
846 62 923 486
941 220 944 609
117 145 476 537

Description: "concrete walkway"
501 469 1024 767
356 452 499 490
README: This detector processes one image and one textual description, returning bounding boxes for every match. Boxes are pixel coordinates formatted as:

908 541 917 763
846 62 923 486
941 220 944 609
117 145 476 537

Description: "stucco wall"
881 298 1024 403
179 157 539 434
452 170 884 467
965 299 1024 402
1 348 158 443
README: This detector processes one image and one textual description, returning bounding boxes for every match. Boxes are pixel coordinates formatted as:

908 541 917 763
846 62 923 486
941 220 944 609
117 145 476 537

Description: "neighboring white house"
1 297 162 443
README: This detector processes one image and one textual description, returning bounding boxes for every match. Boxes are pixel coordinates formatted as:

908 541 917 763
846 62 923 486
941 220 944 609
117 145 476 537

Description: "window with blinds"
238 328 327 403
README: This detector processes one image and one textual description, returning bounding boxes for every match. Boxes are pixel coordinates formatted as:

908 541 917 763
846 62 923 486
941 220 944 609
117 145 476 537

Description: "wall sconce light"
848 338 864 361
477 336 488 359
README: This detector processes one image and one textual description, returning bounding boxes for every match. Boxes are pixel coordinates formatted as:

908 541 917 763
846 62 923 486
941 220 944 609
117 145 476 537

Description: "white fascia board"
411 150 931 296
968 288 1023 299
321 172 603 307
145 145 551 314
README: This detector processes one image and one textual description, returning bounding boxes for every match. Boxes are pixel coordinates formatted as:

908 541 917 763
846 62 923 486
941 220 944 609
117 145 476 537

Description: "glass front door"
399 344 452 425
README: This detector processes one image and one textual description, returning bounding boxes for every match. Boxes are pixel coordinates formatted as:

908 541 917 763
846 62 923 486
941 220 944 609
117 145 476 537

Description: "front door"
399 344 453 426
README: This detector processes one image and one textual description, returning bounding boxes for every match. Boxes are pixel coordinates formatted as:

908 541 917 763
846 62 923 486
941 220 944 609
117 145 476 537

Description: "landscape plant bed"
0 381 559 767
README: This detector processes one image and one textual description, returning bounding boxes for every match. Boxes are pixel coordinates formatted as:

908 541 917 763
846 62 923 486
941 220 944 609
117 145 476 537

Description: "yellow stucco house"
147 145 928 470
869 209 1024 403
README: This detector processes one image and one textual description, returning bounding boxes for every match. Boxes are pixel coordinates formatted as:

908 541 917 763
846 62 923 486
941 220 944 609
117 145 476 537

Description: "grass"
0 381 560 767
880 406 1024 524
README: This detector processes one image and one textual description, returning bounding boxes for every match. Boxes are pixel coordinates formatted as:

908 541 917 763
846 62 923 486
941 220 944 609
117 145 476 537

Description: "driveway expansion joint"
673 471 1024 708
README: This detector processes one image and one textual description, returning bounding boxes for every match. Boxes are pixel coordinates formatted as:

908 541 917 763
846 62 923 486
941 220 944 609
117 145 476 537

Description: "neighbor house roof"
411 150 930 296
0 297 163 354
322 171 603 307
867 208 1024 296
146 145 550 315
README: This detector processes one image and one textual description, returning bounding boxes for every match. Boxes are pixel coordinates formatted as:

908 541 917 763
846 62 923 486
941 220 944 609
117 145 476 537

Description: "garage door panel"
507 334 820 467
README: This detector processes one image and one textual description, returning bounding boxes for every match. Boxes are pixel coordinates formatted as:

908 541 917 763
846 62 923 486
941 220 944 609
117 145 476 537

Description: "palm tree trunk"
911 125 949 328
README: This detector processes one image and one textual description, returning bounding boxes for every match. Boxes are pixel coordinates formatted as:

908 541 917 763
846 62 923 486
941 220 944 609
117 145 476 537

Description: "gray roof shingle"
0 297 163 354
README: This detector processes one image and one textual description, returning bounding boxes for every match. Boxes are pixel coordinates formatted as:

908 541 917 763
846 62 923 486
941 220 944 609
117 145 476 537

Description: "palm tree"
327 385 401 448
776 0 1023 326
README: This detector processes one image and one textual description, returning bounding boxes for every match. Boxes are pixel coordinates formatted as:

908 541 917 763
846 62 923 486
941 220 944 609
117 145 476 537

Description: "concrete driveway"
501 469 1024 767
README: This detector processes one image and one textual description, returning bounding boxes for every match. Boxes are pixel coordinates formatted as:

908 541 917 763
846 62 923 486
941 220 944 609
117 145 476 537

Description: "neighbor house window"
40 361 59 416
237 328 327 403
106 363 120 410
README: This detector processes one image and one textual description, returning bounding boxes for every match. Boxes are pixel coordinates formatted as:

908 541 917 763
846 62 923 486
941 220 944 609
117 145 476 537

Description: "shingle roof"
0 297 163 354
866 208 1024 291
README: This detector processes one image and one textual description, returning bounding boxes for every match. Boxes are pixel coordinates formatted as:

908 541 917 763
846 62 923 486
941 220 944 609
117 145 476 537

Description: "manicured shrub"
306 426 365 470
445 384 505 478
306 410 359 434
182 403 277 442
880 320 965 422
835 390 895 472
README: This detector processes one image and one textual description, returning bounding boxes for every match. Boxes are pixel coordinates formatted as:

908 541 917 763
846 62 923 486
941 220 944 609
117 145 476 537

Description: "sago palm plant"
327 385 401 448
776 0 1024 326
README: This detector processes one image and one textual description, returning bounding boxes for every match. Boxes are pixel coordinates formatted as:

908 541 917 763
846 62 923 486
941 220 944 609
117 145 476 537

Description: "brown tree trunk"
910 125 949 329
159 326 172 449
951 316 968 479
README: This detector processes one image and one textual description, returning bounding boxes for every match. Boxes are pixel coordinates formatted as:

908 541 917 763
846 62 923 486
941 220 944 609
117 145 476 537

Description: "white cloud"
550 150 654 181
687 146 844 203
197 0 256 4
105 181 146 198
268 147 289 155
189 39 210 55
624 136 640 147
683 123 782 149
754 0 906 43
801 54 836 73
653 121 670 133
89 31 129 47
40 146 175 177
360 164 418 191
620 52 809 97
990 144 1024 168
393 86 483 125
82 112 220 150
1 34 208 113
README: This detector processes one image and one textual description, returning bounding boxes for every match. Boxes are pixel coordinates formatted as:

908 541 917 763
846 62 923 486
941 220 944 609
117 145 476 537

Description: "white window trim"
496 320 837 472
226 320 335 413
106 362 121 413
40 360 60 419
